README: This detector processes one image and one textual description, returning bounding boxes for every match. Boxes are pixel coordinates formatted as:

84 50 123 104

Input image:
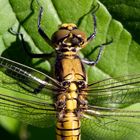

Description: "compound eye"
71 29 87 44
51 29 70 44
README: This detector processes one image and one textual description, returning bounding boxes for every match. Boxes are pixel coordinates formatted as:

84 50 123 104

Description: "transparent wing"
85 74 140 108
0 86 56 127
0 56 63 94
81 105 140 140
0 56 58 127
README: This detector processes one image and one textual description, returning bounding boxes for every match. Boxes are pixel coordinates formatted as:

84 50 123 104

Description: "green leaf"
100 0 140 44
0 0 140 140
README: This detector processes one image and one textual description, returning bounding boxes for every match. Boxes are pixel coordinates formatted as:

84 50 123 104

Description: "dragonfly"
0 3 140 140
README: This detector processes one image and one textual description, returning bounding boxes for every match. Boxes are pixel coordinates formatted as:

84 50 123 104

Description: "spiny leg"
9 29 54 58
82 40 112 66
87 14 97 43
38 6 52 46
86 3 100 43
82 3 112 66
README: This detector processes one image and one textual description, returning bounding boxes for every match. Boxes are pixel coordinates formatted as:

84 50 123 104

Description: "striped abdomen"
56 112 81 140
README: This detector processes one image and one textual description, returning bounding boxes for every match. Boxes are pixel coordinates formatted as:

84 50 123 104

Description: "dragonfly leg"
82 40 112 66
38 6 52 46
9 28 54 58
82 45 103 66
86 3 100 44
86 14 97 43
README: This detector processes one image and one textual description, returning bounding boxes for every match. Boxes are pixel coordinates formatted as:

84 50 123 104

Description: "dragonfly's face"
51 23 87 53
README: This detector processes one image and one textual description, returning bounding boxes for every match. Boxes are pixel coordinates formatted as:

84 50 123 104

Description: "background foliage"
0 0 140 140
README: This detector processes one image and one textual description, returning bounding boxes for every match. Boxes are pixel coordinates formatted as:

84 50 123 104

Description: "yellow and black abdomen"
56 112 81 140
56 82 82 140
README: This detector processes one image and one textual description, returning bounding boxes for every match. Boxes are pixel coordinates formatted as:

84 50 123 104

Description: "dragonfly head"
51 23 87 54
